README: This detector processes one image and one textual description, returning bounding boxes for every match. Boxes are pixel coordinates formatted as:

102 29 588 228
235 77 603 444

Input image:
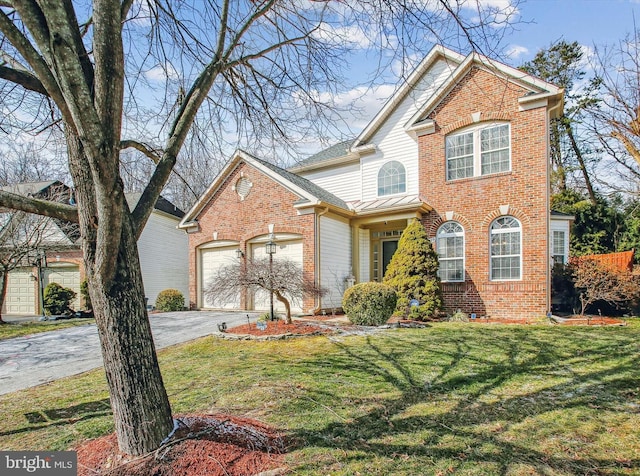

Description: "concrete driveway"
0 310 254 395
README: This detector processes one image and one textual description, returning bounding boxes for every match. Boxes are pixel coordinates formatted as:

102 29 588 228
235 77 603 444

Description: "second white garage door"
5 269 37 314
250 239 303 313
44 265 81 311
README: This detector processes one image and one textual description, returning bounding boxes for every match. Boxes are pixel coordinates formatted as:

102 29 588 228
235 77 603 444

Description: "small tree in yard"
571 257 640 316
205 257 325 324
383 219 442 320
43 282 77 315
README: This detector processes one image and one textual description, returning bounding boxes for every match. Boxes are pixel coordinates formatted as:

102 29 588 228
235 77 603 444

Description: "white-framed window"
437 221 464 282
378 161 406 196
490 216 521 280
446 123 511 180
552 230 566 265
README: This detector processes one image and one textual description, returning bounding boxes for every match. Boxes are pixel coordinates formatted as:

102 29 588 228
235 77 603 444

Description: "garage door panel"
251 240 303 313
5 269 36 314
200 247 240 309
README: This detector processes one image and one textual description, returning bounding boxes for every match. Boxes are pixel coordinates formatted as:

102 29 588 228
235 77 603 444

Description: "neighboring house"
180 45 569 320
1 183 189 315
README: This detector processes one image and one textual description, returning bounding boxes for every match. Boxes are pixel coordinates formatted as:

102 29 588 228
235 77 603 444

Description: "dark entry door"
381 240 399 278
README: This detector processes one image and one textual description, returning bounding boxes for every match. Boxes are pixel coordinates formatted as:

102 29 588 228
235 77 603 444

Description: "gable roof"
179 150 349 228
289 139 355 172
125 193 185 219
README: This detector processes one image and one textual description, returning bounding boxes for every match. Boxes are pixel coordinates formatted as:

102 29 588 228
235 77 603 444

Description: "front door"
381 239 398 279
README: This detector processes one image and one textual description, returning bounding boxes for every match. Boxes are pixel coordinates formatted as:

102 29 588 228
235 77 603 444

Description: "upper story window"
378 161 406 196
437 221 464 282
446 123 511 181
490 216 521 280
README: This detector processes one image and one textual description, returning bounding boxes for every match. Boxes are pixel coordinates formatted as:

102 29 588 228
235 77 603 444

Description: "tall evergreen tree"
521 40 600 202
383 219 442 320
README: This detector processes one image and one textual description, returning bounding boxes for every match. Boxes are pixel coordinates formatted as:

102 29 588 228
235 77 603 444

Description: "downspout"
311 206 329 315
546 98 563 316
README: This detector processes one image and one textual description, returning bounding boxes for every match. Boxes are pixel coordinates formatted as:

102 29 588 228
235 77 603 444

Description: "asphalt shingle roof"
291 139 354 170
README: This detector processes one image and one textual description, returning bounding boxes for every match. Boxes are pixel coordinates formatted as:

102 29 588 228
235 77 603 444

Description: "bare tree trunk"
89 217 174 455
0 270 7 323
563 120 597 204
274 291 292 324
66 128 173 455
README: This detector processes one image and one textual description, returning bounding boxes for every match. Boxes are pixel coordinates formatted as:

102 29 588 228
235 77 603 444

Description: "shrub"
447 309 469 322
80 279 92 311
342 282 397 326
155 289 185 312
383 219 442 321
43 282 77 315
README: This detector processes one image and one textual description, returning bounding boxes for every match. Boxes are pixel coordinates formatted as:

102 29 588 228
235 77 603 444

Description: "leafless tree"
571 257 640 316
205 257 325 324
0 0 520 455
586 32 640 195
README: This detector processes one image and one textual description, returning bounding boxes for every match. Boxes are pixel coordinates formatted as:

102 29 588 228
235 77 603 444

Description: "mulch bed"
226 320 333 337
76 414 287 476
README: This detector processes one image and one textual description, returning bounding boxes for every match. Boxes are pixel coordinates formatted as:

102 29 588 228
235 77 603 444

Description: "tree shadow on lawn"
290 328 640 474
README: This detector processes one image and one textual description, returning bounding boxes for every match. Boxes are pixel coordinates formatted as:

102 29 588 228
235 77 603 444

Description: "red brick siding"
419 67 550 319
187 162 316 310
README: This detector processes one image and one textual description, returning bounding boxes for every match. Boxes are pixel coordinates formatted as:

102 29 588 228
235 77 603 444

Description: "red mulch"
76 414 287 476
226 320 332 336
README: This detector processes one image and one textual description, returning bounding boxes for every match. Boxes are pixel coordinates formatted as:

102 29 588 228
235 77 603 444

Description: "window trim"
436 221 465 282
489 216 522 281
377 160 407 197
446 122 511 181
552 230 566 265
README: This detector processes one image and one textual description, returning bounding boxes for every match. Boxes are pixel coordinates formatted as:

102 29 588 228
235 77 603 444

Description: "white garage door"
251 239 303 313
200 246 240 309
44 266 81 311
5 269 36 315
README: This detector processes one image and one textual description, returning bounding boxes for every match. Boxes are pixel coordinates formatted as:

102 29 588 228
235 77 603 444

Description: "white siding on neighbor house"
298 162 361 202
361 58 455 202
138 211 189 307
319 215 352 309
358 228 370 282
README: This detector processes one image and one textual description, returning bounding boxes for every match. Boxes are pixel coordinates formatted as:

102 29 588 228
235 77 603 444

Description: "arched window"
436 221 464 282
377 161 406 196
490 216 521 280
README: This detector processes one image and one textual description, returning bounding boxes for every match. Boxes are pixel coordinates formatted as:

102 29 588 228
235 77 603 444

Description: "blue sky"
506 0 640 65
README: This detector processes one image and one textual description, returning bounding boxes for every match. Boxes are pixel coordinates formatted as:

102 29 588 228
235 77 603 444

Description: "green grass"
0 318 95 341
1 321 639 475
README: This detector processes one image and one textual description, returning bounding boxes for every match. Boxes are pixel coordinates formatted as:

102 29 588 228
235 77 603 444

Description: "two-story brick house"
180 45 569 320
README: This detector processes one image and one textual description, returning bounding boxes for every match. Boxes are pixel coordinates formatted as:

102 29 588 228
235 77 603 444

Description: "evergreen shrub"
383 219 443 321
155 289 185 312
43 282 77 315
342 282 397 326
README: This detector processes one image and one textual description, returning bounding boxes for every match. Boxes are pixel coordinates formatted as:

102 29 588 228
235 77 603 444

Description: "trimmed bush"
383 218 442 321
155 289 185 312
80 279 92 311
43 282 77 315
342 282 397 326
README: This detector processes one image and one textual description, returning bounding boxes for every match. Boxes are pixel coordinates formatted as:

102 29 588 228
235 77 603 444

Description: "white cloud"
144 63 179 82
505 44 528 59
313 22 374 49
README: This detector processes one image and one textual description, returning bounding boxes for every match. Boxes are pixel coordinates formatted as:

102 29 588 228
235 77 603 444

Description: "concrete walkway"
0 310 255 395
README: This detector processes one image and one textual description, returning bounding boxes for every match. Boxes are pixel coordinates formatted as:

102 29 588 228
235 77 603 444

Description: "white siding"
138 212 189 307
299 162 361 202
361 58 455 202
319 215 352 309
358 228 370 282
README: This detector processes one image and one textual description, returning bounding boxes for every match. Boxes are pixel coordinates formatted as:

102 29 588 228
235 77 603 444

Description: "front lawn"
1 321 638 475
0 318 95 341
